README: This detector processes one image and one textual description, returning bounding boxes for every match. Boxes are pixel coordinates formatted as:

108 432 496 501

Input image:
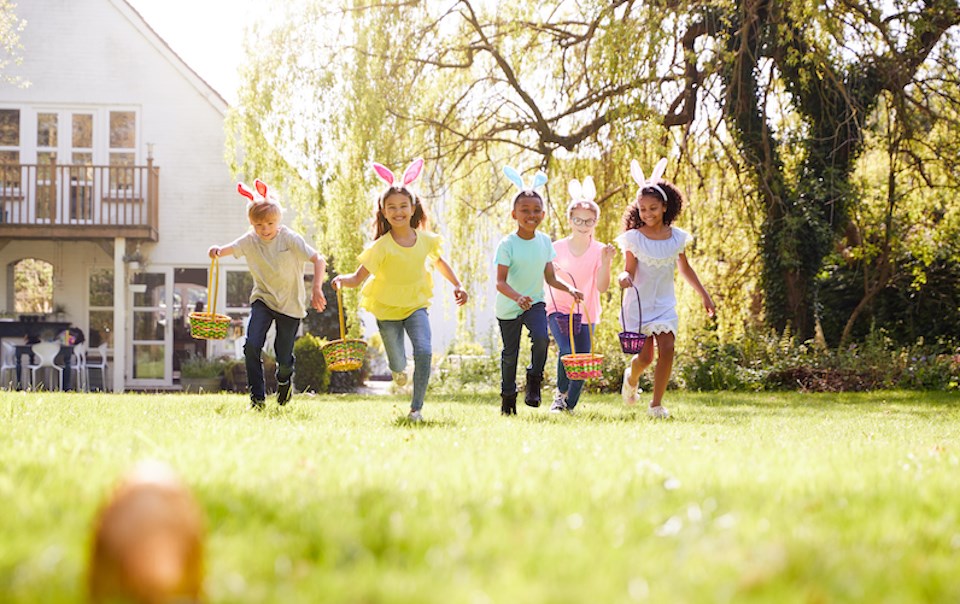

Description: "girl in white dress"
616 159 715 417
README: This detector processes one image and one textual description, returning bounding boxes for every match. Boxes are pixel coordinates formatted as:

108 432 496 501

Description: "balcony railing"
0 160 159 240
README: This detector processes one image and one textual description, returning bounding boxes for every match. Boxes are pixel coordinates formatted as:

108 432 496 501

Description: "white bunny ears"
373 158 424 199
237 178 283 209
503 166 548 198
567 176 600 217
631 157 668 202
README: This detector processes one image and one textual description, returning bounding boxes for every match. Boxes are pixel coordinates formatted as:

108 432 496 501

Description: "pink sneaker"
621 368 639 406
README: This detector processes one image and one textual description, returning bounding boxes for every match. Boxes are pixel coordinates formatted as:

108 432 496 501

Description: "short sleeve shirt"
357 230 443 321
494 231 556 320
230 226 318 318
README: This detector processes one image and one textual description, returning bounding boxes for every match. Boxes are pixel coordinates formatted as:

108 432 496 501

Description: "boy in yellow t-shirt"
333 159 467 422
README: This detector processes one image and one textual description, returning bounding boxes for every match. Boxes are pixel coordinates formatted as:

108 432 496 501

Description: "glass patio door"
33 109 96 223
128 269 172 386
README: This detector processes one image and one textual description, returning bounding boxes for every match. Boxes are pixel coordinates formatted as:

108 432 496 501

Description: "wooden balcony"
0 160 159 241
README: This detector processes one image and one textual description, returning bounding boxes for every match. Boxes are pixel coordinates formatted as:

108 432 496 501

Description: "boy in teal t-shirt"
495 189 581 415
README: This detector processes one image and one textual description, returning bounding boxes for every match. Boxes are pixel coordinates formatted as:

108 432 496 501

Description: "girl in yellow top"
333 159 467 422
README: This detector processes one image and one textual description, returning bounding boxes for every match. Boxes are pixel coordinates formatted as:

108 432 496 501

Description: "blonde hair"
247 201 283 223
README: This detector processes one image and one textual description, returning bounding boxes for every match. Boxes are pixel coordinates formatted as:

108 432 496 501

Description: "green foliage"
179 354 227 379
292 334 330 394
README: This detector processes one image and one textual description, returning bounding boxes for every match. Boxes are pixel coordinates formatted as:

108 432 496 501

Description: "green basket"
190 256 231 340
322 287 367 372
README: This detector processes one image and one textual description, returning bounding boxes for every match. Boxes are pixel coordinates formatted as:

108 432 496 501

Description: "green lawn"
2 390 959 603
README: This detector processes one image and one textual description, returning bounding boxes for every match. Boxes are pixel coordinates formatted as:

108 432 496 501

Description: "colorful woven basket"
560 306 603 380
547 270 581 337
189 256 231 340
322 287 367 372
618 285 647 354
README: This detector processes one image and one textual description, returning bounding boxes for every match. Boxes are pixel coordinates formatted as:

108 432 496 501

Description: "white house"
0 0 264 391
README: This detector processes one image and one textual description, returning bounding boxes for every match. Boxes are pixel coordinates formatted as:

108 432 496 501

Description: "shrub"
293 334 330 394
180 354 227 379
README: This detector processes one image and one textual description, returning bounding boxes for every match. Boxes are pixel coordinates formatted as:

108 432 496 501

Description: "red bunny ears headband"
372 158 424 201
631 158 668 202
237 179 282 209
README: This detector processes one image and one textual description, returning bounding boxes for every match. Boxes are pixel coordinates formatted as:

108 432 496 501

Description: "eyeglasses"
570 216 597 227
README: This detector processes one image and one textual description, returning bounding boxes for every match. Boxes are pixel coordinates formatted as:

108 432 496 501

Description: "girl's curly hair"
621 181 684 231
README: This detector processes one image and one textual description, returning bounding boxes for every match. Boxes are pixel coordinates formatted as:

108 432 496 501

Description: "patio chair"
28 341 64 390
87 343 109 391
71 342 88 392
1 340 18 388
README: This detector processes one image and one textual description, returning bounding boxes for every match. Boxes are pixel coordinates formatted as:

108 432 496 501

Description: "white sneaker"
407 410 422 423
393 371 408 386
549 392 568 414
621 367 639 406
647 405 670 418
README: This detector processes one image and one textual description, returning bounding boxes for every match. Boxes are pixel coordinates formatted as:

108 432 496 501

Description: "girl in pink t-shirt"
546 177 616 413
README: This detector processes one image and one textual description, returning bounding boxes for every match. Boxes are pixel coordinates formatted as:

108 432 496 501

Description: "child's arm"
208 244 235 258
310 253 328 312
436 256 468 306
677 253 716 317
597 243 616 293
618 251 638 288
331 266 370 290
497 264 533 311
544 263 584 302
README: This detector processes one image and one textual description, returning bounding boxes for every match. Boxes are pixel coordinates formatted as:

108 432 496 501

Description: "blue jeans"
244 299 300 401
548 313 593 409
497 302 549 396
376 308 432 412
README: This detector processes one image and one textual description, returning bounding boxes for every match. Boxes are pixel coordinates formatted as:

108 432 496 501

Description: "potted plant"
179 354 226 393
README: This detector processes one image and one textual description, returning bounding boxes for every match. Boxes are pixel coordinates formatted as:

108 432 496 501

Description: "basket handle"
568 303 594 355
619 284 642 332
336 286 347 341
549 263 580 316
206 255 220 316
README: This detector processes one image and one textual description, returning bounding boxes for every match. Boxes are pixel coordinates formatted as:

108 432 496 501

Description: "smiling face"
248 204 282 241
637 194 666 229
381 191 414 230
568 206 598 236
512 194 544 235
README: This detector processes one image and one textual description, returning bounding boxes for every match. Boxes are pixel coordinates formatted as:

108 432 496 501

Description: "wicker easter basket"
618 286 647 354
322 287 367 372
559 306 603 380
189 256 231 340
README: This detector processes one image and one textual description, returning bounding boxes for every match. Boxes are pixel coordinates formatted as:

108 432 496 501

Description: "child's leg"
546 313 572 395
497 316 524 396
376 318 407 374
243 301 273 402
272 312 300 384
628 336 656 387
522 303 549 377
650 332 676 407
565 323 593 410
403 309 432 412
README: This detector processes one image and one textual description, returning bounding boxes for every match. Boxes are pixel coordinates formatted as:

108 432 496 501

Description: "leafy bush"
180 354 227 378
293 334 331 394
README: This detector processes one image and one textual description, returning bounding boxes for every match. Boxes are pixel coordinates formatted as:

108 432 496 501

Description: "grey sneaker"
549 392 568 414
407 410 423 423
393 371 408 386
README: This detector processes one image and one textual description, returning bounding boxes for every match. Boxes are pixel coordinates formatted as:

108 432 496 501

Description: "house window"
225 270 253 343
88 268 114 348
0 108 21 205
109 111 136 190
11 258 54 313
36 112 58 220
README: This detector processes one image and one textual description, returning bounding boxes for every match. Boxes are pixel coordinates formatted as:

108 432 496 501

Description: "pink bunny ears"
567 176 600 217
631 158 668 202
372 158 424 196
237 179 282 208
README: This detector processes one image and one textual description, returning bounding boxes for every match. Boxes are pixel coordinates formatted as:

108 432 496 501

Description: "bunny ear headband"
503 166 548 199
630 158 668 202
372 158 424 202
237 178 283 209
567 176 600 217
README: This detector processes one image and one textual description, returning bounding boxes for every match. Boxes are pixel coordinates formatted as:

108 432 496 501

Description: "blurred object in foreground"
88 460 205 603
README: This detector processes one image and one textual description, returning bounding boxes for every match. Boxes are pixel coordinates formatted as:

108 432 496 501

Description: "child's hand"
453 286 468 306
618 271 633 288
312 287 327 312
568 287 584 302
331 276 345 290
208 246 221 259
703 294 716 318
515 295 533 311
601 244 616 263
